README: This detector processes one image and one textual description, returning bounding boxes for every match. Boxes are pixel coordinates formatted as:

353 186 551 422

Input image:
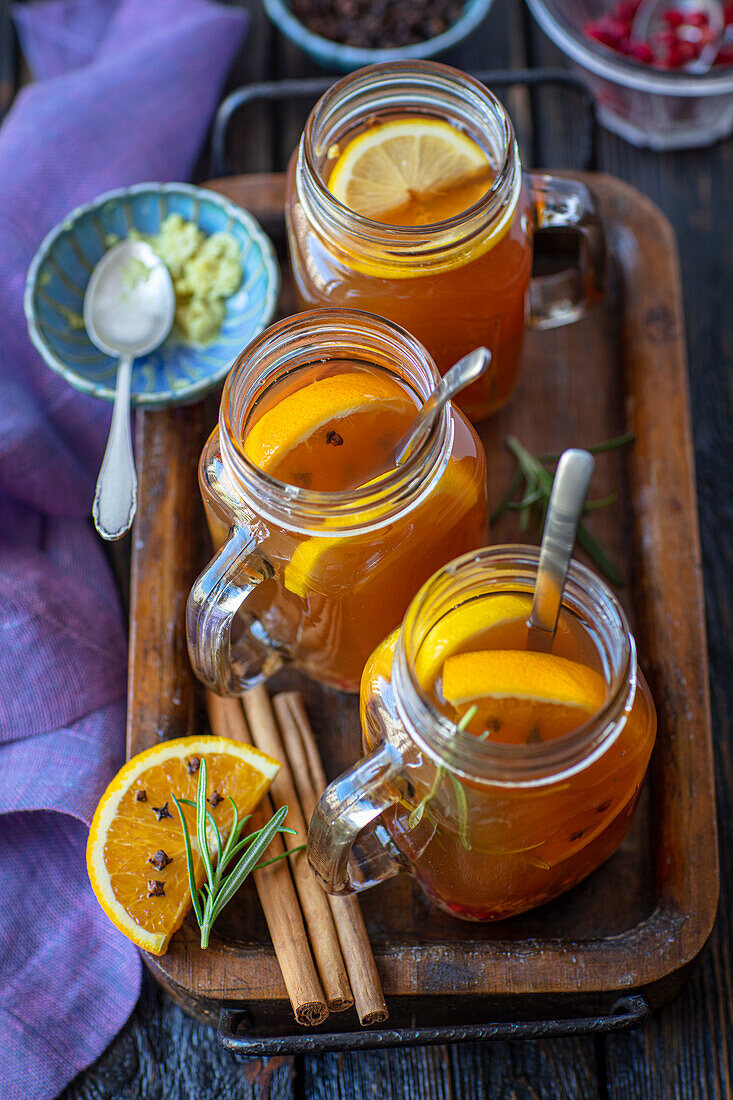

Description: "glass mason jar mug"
187 309 488 695
285 61 606 422
308 546 657 920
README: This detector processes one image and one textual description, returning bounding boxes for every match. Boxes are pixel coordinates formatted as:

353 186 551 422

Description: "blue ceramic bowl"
25 183 280 408
263 0 494 72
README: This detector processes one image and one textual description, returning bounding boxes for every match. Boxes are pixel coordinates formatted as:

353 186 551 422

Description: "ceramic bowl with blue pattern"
24 182 280 407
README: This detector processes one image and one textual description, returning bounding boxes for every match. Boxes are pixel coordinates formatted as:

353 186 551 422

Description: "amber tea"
189 311 488 694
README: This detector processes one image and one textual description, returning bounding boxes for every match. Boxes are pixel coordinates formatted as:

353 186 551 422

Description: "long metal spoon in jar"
84 240 175 541
393 346 492 467
526 448 595 653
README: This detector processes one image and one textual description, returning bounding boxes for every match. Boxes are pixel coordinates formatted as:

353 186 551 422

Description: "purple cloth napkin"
0 2 248 1097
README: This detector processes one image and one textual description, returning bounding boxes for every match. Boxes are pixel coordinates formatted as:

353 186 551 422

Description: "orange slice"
415 593 532 688
86 736 279 956
441 650 606 744
328 118 492 224
244 371 415 484
283 457 481 599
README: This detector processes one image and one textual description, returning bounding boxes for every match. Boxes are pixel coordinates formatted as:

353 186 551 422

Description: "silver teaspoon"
394 347 492 467
84 240 175 541
527 448 595 653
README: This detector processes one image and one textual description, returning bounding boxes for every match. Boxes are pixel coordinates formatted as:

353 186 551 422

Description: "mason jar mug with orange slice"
308 546 656 921
285 61 606 421
186 309 487 695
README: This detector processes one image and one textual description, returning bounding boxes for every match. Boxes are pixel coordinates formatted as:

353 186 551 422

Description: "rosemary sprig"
408 705 478 849
171 759 303 949
490 433 634 586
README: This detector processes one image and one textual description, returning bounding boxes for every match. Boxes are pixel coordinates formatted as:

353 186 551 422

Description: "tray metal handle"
217 995 651 1056
210 68 598 179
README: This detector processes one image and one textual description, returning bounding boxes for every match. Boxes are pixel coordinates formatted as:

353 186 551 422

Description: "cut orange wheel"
86 736 279 956
414 593 533 688
244 371 416 482
441 650 607 744
283 457 481 599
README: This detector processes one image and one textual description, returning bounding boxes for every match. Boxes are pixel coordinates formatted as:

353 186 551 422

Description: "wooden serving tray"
127 172 718 1045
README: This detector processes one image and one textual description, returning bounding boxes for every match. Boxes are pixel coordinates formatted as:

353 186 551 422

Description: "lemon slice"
414 594 532 688
328 118 492 223
86 736 279 955
244 371 415 482
441 650 606 743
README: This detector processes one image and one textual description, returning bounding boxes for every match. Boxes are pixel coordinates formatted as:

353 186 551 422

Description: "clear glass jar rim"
301 60 519 241
393 544 637 784
218 308 453 534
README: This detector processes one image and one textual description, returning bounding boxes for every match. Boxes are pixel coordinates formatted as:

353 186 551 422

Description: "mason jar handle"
308 741 404 895
186 525 283 695
528 174 606 330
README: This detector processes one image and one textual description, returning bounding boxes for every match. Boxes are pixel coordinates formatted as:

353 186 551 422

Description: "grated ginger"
123 213 243 345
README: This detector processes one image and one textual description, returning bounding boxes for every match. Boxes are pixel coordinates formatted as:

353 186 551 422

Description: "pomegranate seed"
676 39 697 62
630 39 654 61
684 11 709 27
656 29 678 45
663 9 685 28
616 0 642 19
725 2 733 27
694 26 715 46
585 23 619 50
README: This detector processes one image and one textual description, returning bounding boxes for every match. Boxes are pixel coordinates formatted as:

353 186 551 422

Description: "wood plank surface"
133 168 713 1020
525 11 733 1100
62 0 731 1096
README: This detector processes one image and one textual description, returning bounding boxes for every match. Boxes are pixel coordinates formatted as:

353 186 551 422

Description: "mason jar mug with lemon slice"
285 61 605 421
187 309 487 695
308 546 656 920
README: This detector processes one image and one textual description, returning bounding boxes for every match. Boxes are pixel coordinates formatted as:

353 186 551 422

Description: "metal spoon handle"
93 353 137 540
527 448 595 652
394 347 491 466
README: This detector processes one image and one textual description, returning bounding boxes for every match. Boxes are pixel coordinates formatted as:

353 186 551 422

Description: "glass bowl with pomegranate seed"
526 0 733 149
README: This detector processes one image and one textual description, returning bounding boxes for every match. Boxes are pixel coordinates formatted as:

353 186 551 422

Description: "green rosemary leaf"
408 707 477 831
584 493 618 511
497 433 629 586
177 795 223 850
448 772 471 852
505 486 545 511
576 522 624 586
407 799 427 830
209 806 290 925
225 824 296 866
539 430 635 464
253 842 307 871
408 765 444 830
171 793 203 928
489 467 524 524
195 760 215 891
456 705 478 731
218 797 240 875
173 776 297 949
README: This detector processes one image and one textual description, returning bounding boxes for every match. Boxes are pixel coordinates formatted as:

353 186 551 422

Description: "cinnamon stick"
242 685 353 1013
205 691 328 1027
273 691 388 1026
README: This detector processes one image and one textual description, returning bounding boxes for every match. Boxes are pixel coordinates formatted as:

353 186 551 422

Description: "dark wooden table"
61 1 732 1096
